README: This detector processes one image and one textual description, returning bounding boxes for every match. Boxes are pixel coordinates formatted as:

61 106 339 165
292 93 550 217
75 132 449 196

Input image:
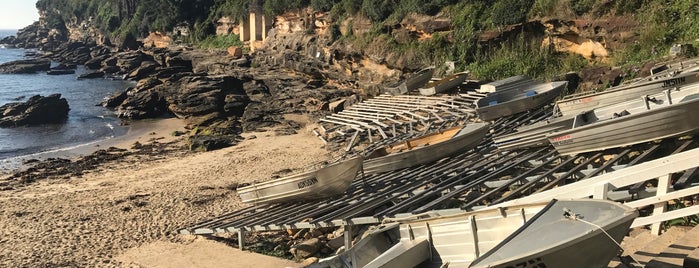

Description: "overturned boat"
363 123 489 175
237 156 364 204
556 69 699 116
418 71 469 96
385 67 435 95
476 81 567 121
316 199 637 268
549 82 699 155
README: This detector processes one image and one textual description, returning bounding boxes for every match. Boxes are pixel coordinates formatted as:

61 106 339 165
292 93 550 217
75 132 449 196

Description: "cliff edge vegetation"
31 0 699 82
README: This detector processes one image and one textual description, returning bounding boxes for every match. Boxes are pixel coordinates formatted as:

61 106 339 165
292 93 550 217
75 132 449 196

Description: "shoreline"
0 117 187 174
0 114 330 267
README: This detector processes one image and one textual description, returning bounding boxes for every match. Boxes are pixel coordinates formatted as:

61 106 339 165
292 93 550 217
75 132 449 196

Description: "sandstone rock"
326 235 345 250
125 61 160 80
0 59 51 74
299 257 319 266
0 94 69 127
46 69 75 75
328 99 346 113
143 32 172 48
116 90 167 119
116 51 150 73
100 90 129 108
290 238 320 259
78 71 105 79
227 46 243 58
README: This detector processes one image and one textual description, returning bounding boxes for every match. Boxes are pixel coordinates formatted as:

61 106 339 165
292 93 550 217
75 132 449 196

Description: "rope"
563 209 644 267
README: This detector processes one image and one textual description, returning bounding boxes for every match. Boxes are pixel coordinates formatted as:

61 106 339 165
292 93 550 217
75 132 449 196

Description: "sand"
0 117 331 267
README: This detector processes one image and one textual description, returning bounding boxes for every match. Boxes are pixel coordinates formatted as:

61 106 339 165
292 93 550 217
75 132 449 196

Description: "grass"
198 34 245 50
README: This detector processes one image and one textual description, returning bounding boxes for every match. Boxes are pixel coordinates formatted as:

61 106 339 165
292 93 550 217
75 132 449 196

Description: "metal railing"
495 145 699 235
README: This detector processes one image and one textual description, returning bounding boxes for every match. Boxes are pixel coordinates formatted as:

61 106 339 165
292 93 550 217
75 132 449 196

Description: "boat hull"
476 81 567 121
469 199 637 268
363 123 489 175
358 199 636 268
385 67 435 95
237 156 364 204
549 93 699 156
557 70 699 116
493 115 575 151
419 72 469 96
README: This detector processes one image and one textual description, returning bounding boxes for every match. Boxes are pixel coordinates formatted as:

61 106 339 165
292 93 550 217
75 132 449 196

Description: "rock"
241 102 283 131
116 51 150 73
125 61 160 80
143 32 172 48
290 238 320 259
0 59 51 74
186 120 241 151
328 99 346 113
100 90 129 108
78 71 105 79
85 54 110 70
0 94 69 127
227 46 243 58
299 257 319 266
187 133 238 151
46 69 76 75
116 90 167 119
326 235 345 251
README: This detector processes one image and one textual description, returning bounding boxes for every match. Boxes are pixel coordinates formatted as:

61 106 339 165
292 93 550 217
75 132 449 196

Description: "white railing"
495 146 699 235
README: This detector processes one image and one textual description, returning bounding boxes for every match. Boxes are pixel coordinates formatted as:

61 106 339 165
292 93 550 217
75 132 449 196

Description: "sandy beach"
0 116 330 267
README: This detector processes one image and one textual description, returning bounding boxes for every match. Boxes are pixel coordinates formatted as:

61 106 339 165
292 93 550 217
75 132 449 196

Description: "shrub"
198 34 245 49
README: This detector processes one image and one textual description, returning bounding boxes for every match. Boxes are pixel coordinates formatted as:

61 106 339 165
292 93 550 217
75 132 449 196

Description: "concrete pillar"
261 14 267 41
238 19 249 42
250 12 257 42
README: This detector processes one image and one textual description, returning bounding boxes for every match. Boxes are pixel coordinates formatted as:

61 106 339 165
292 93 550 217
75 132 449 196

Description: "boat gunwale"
476 81 567 108
236 156 364 193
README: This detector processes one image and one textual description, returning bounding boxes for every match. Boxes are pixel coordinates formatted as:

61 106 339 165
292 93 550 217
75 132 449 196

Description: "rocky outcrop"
0 94 69 127
0 59 51 74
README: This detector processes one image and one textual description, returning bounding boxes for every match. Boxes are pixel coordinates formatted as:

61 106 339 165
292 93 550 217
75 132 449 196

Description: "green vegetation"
198 34 244 49
34 0 699 80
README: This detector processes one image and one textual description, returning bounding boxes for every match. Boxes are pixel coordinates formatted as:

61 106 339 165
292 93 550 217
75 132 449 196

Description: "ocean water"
0 29 133 162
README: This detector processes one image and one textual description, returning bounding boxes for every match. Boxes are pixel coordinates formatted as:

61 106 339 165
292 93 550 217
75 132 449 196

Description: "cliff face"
9 1 689 95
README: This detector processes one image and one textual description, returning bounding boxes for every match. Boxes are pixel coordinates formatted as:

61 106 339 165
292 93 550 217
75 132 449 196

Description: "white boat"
237 156 364 204
363 123 489 175
476 81 567 121
316 199 637 268
418 72 469 95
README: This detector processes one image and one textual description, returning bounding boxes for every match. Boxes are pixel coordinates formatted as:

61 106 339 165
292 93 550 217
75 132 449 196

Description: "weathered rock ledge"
0 94 69 127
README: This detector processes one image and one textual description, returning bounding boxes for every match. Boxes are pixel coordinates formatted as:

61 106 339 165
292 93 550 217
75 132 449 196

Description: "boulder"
125 61 160 80
328 99 346 113
143 32 172 48
116 90 168 119
78 71 105 79
186 119 241 151
290 238 320 260
0 59 51 74
0 94 69 127
116 51 150 73
100 89 129 108
227 46 243 58
84 54 111 70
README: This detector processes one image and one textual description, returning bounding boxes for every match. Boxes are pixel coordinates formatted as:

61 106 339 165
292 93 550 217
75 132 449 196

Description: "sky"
0 0 39 30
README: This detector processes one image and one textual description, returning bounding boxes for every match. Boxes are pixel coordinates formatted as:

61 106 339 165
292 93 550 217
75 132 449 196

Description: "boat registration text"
298 177 319 189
